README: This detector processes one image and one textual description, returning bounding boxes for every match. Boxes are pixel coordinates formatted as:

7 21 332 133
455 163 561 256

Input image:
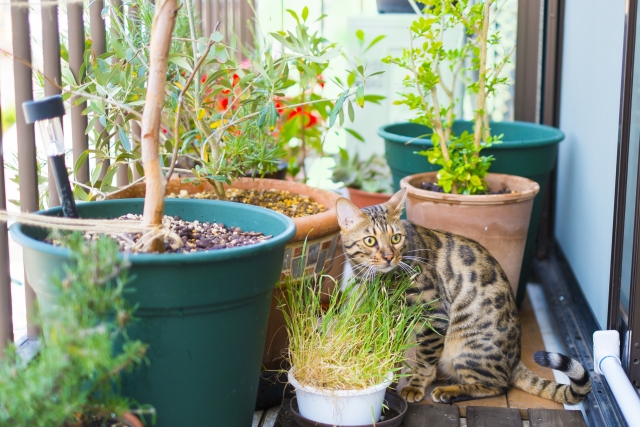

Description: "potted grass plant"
0 235 148 427
9 1 305 426
331 149 394 208
280 272 428 426
378 0 546 298
379 0 563 303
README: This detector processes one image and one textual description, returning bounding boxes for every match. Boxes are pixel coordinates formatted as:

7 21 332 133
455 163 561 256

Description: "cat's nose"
382 253 394 262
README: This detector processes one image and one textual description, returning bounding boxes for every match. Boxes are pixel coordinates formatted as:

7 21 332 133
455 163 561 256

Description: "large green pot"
379 120 564 305
10 199 296 427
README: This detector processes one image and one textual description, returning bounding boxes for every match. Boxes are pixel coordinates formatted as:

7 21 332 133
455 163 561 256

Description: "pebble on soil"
56 214 273 254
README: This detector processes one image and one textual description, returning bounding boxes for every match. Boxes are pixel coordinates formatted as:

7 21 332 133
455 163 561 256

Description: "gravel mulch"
54 214 272 254
166 188 325 218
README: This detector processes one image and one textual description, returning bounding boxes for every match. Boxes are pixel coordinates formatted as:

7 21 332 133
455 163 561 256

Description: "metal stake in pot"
22 95 79 218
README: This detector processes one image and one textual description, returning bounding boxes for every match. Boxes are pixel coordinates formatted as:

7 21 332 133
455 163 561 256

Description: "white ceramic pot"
288 369 393 426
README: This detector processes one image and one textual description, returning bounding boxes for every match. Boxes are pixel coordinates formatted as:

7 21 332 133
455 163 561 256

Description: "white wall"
555 0 626 328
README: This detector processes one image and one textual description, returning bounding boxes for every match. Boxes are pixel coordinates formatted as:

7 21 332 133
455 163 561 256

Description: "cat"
335 188 591 404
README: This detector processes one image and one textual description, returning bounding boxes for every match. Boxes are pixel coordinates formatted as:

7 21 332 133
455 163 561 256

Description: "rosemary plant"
0 235 148 426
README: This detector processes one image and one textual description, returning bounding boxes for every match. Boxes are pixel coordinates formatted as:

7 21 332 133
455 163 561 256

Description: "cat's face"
336 189 407 274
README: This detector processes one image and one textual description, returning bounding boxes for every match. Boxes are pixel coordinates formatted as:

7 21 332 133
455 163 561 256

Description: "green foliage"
64 0 374 196
331 149 393 194
0 235 148 426
1 105 16 132
280 272 434 390
382 0 511 194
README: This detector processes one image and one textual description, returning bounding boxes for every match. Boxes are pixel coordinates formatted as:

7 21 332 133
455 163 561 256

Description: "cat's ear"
384 188 407 218
336 198 367 230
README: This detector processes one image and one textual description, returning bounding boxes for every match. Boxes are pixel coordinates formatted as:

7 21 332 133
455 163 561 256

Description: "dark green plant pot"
379 120 564 306
10 199 296 427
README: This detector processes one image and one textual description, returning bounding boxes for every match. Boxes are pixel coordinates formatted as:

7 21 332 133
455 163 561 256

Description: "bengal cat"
335 188 591 404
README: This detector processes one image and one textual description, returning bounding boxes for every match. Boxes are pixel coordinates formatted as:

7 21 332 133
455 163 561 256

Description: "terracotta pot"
400 172 539 296
347 187 392 209
106 177 343 370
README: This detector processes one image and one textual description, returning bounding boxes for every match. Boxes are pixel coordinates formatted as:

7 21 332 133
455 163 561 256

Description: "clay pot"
348 188 392 209
400 172 539 296
106 177 343 370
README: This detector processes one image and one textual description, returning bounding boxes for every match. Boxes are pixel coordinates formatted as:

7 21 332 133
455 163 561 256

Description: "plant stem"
141 0 179 253
472 0 491 151
166 38 214 182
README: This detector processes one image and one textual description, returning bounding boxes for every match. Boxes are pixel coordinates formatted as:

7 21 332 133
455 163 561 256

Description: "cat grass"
280 273 434 391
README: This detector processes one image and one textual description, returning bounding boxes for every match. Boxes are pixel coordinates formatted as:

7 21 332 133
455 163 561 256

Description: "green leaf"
73 150 89 179
118 127 131 152
210 31 223 42
286 9 300 24
365 35 386 53
302 6 309 21
347 72 356 88
356 29 365 44
329 91 348 128
168 53 193 73
356 85 365 108
347 99 355 122
344 128 364 142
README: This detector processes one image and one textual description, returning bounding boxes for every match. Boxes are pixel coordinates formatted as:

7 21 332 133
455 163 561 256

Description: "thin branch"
472 0 492 151
165 37 215 182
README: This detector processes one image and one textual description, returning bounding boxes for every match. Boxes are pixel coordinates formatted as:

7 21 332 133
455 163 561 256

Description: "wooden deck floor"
255 292 587 427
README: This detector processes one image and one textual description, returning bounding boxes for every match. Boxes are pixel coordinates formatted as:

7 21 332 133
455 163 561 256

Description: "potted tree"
379 0 544 297
378 0 564 302
0 236 147 427
280 272 425 426
63 2 378 372
331 149 394 208
10 1 300 426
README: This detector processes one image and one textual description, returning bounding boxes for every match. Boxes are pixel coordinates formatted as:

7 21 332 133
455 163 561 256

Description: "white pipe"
593 330 640 427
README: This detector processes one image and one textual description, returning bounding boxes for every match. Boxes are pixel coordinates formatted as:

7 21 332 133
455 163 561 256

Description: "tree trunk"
141 0 178 252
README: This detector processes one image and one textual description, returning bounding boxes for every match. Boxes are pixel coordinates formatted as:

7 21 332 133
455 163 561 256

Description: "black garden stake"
22 95 79 218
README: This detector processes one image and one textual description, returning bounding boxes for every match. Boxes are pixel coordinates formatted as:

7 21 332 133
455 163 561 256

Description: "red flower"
162 127 168 134
216 97 229 113
317 74 325 88
200 74 207 84
232 73 240 86
288 107 319 128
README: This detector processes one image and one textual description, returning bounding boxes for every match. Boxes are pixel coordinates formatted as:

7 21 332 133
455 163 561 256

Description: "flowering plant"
67 1 375 200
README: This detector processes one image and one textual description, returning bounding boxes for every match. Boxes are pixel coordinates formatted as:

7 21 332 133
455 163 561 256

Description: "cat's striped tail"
511 351 591 404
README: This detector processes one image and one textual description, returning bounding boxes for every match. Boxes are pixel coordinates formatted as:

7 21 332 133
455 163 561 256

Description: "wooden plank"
528 409 586 427
507 295 564 419
262 407 280 427
252 410 263 427
466 407 521 427
404 404 460 427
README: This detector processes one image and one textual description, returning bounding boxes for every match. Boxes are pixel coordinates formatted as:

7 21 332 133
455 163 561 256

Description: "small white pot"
288 368 392 426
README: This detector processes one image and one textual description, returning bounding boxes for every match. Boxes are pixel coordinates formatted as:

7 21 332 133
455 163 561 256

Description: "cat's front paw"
431 386 455 404
401 385 425 403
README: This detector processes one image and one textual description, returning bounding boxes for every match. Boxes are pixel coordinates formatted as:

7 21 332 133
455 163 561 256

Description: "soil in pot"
63 412 143 427
420 181 514 195
167 188 325 218
48 214 273 254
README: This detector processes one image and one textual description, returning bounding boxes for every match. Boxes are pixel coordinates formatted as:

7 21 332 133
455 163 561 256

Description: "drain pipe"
593 330 640 427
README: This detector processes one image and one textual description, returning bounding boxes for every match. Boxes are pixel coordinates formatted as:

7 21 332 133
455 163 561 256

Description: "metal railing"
0 0 254 354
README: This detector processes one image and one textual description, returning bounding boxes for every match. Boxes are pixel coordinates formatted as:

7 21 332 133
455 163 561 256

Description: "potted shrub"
379 0 563 304
65 2 378 372
10 1 298 426
379 0 542 297
0 236 147 427
280 273 426 426
331 149 394 208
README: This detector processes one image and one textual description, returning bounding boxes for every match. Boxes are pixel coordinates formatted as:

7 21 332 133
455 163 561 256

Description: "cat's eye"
363 236 377 247
391 234 402 244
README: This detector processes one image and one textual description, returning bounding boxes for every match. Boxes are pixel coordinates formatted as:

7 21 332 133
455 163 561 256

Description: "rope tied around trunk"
0 210 183 252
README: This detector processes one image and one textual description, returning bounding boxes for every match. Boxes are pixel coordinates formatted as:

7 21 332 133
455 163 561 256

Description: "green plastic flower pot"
379 120 564 306
10 199 296 427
